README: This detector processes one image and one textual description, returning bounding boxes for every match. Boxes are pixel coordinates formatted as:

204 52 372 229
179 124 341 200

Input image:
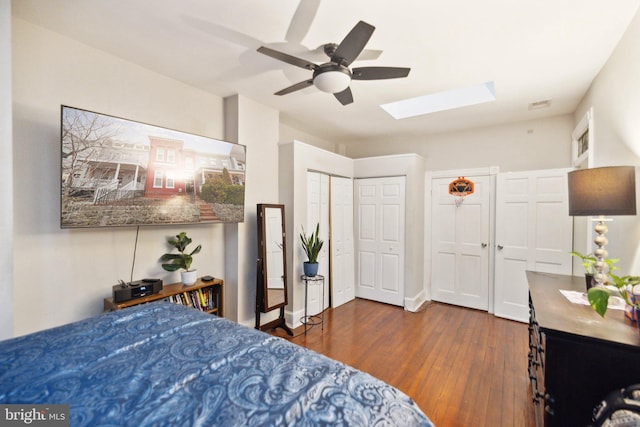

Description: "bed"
0 302 433 426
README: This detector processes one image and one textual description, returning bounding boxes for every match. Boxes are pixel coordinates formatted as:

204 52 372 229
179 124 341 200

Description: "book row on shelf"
167 287 218 312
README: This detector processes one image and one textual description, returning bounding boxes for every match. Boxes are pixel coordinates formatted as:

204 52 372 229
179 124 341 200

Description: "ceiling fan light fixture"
257 21 408 104
313 67 352 94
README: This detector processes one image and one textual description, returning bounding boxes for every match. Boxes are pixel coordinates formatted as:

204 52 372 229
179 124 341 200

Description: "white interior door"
330 176 355 308
355 176 405 306
306 172 330 315
494 169 573 322
431 175 491 310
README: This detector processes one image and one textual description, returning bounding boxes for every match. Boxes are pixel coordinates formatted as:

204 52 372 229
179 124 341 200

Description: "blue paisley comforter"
0 302 433 426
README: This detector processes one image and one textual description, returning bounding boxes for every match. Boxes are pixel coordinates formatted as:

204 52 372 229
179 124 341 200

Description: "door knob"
481 243 487 248
497 245 504 250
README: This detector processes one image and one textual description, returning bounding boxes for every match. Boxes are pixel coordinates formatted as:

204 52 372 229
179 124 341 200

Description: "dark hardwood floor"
271 298 536 427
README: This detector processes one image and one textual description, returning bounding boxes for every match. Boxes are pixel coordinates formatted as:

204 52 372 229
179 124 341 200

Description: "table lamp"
568 166 637 287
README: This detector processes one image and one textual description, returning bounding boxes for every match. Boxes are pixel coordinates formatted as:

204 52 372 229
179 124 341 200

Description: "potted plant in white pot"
161 232 202 285
300 223 323 277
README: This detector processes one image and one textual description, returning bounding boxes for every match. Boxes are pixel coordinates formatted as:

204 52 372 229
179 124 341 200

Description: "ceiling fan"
257 21 410 105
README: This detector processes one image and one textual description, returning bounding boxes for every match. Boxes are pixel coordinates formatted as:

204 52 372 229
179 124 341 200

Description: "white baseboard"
404 290 428 312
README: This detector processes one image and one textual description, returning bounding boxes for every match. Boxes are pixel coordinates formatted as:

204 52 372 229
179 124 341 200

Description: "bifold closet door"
355 176 405 306
330 176 355 308
306 172 330 315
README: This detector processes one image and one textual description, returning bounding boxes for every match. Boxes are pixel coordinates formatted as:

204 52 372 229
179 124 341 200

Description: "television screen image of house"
60 106 246 228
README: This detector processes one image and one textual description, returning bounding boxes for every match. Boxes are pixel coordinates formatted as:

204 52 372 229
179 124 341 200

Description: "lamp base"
592 216 612 287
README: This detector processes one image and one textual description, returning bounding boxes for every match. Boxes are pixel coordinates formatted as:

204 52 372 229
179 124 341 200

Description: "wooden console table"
104 277 224 317
527 271 640 426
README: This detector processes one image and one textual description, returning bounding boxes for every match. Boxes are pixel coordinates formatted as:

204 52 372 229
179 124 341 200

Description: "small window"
166 172 175 189
572 108 593 169
577 130 589 157
167 149 176 163
153 171 163 188
156 148 165 162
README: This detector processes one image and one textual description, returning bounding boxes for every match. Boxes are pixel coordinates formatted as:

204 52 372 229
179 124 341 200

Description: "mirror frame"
256 203 288 312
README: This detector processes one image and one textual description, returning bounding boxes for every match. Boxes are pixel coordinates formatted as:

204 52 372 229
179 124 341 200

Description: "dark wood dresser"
527 271 640 426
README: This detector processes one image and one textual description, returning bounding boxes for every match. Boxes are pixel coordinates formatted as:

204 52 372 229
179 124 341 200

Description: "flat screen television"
60 105 246 228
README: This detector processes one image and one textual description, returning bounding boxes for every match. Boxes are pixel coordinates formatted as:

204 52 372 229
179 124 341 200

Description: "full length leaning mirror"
255 204 292 335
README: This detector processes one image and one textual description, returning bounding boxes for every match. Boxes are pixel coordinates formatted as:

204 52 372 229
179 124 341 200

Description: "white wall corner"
423 170 433 301
0 0 13 340
404 290 426 312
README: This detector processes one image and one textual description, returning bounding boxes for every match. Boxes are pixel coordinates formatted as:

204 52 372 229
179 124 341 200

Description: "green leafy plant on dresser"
588 273 640 317
570 251 640 318
570 251 619 276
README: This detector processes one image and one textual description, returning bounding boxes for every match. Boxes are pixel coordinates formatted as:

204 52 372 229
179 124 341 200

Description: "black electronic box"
113 278 163 303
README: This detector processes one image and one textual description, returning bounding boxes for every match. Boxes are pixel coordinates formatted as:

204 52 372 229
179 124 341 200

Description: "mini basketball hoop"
449 176 474 207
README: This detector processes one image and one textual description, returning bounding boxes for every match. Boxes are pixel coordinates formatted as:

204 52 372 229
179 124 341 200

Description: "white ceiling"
12 0 640 142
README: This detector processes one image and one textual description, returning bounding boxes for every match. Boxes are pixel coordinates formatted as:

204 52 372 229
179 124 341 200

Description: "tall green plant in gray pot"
300 223 323 277
161 232 202 285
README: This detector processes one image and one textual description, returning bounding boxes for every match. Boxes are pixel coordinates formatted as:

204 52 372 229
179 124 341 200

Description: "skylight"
381 81 496 120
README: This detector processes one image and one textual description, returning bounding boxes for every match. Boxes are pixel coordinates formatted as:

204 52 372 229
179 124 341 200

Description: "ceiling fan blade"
331 21 375 66
285 0 321 44
352 67 411 80
356 49 383 61
311 45 383 62
274 79 314 95
334 87 354 105
257 46 318 71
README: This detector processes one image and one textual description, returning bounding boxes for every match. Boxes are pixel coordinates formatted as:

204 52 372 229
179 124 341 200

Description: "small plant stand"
300 275 325 335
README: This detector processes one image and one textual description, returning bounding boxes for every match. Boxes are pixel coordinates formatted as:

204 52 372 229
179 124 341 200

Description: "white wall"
574 8 640 275
0 0 14 340
344 114 574 172
280 122 336 154
225 95 280 326
11 18 237 336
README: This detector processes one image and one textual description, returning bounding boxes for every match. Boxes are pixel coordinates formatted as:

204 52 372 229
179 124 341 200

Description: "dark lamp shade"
568 166 637 216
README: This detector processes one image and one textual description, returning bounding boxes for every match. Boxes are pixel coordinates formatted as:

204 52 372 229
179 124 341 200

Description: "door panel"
306 172 330 315
381 253 400 292
330 176 355 308
494 169 573 322
355 176 405 306
358 251 375 288
431 175 490 310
